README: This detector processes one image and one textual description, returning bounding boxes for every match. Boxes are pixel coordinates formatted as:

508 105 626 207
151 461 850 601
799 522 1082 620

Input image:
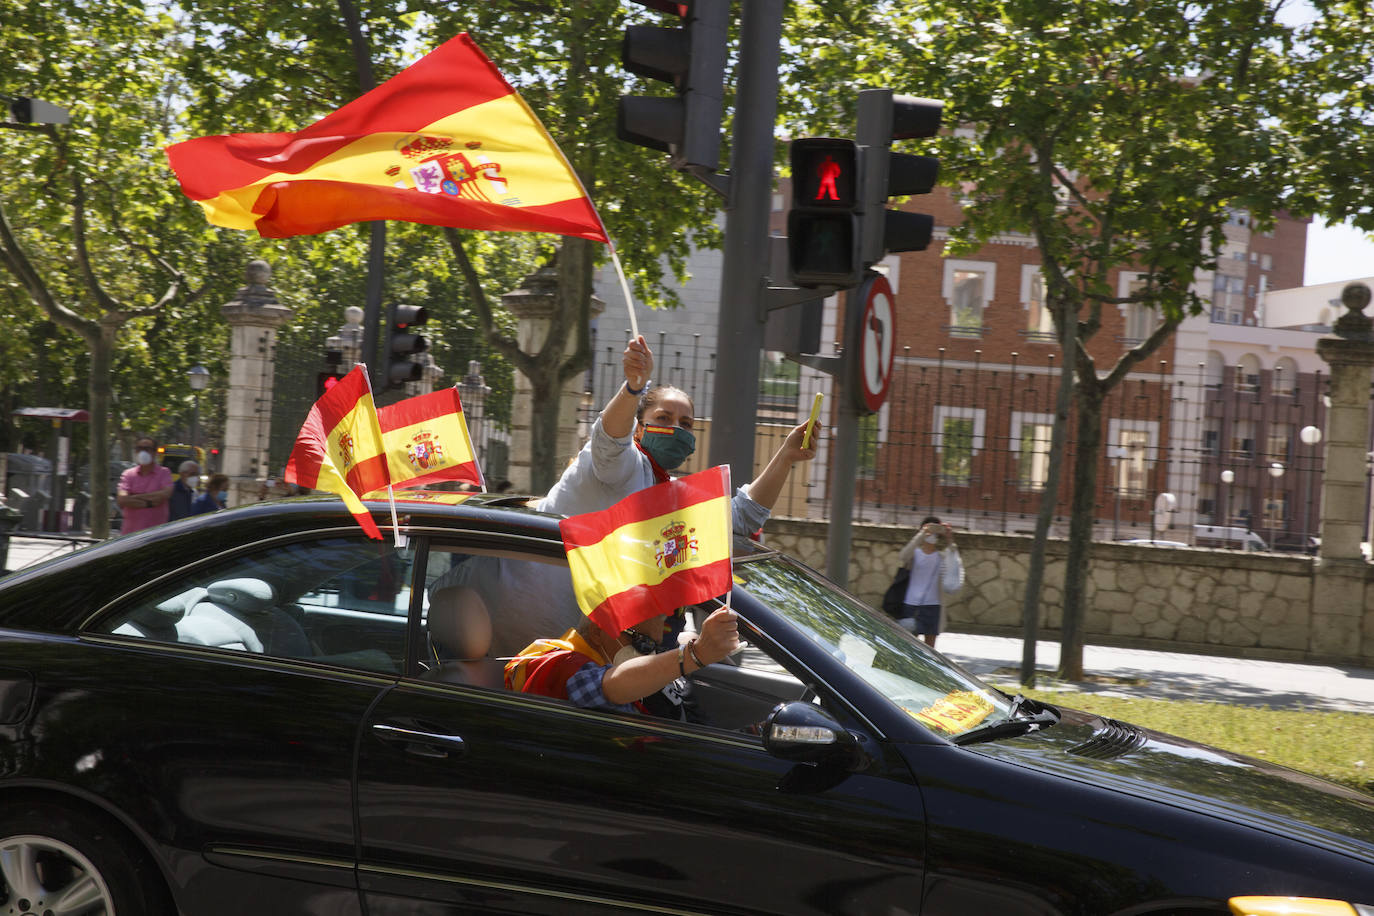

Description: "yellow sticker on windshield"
910 690 995 734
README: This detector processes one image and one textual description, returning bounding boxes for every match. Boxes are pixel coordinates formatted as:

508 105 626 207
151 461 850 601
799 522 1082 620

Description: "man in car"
506 606 739 717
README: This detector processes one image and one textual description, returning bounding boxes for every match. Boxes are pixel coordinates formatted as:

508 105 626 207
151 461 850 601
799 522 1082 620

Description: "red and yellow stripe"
561 466 732 634
284 365 387 538
166 33 606 242
378 388 482 489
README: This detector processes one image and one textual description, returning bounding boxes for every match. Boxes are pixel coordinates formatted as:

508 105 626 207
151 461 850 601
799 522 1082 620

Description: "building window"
1237 354 1261 392
1022 267 1054 341
857 412 879 479
1112 429 1151 498
1266 422 1291 462
1263 492 1287 528
1011 412 1054 490
943 260 995 338
1273 357 1297 395
1118 273 1158 343
934 406 986 487
1231 419 1255 458
1198 485 1218 525
1204 351 1225 389
1202 423 1220 456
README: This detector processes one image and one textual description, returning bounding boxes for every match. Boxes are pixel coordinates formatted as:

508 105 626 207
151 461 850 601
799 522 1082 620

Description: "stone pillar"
501 264 603 493
1311 282 1374 659
220 260 294 507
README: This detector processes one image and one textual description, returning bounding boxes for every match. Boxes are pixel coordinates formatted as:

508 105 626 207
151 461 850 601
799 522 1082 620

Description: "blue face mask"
216 491 228 502
639 425 696 471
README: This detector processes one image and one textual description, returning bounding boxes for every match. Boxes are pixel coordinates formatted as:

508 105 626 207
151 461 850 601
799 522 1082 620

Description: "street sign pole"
707 0 784 486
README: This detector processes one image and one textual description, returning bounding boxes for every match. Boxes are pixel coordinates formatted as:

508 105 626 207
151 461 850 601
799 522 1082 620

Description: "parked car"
0 494 1370 915
1195 524 1269 551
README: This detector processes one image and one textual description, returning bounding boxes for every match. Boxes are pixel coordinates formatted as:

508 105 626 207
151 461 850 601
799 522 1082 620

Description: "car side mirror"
762 701 868 771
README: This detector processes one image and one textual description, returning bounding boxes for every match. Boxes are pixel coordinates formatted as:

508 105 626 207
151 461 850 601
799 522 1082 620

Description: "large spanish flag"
165 33 607 242
284 365 389 539
561 466 732 635
377 387 482 489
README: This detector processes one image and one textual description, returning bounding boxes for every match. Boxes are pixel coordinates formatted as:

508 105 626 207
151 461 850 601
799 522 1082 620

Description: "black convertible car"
0 494 1370 915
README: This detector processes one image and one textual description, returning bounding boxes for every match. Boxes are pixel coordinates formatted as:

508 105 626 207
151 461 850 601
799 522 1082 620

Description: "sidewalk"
939 632 1374 715
1 533 101 574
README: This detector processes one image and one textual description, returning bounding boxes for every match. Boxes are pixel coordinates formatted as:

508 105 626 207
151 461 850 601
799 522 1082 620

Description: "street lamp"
1300 425 1322 547
187 365 210 453
1267 462 1285 550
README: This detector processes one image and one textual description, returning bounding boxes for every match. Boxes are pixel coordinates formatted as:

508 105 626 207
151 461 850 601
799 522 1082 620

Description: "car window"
413 543 813 732
89 536 416 674
732 553 1013 738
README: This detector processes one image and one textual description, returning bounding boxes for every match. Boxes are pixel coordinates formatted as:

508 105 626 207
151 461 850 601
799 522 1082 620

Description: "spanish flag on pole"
377 387 482 490
560 467 733 635
284 365 388 539
165 33 607 243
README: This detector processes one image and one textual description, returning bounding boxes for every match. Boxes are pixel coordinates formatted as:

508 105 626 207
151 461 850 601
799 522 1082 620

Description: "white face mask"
135 450 153 466
612 643 645 667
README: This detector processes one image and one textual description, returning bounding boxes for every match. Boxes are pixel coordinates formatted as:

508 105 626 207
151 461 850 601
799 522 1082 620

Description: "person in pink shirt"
116 436 174 534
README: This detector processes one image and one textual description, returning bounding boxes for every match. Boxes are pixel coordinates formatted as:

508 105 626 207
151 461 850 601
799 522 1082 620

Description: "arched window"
1273 357 1297 395
1236 354 1261 392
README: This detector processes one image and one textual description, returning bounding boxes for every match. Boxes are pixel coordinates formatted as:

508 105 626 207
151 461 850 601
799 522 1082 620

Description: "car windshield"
732 551 1013 739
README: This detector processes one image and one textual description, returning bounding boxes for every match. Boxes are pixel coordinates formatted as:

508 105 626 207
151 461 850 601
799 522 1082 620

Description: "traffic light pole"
707 0 785 486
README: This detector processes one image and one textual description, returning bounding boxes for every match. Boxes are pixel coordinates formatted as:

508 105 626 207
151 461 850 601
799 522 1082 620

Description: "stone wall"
763 517 1374 667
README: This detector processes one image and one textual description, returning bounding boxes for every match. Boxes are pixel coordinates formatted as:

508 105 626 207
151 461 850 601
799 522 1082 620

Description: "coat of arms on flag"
654 520 699 573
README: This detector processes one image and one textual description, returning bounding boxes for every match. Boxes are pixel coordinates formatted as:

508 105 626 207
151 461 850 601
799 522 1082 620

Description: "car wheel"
0 800 170 916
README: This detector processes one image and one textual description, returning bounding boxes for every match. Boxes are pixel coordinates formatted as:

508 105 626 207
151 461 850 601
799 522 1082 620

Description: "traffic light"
617 0 729 172
787 138 861 288
384 304 429 389
857 89 942 266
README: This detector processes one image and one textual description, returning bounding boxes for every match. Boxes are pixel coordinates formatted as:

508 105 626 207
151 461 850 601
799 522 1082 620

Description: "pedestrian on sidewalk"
893 516 964 648
190 474 230 515
169 460 200 521
116 436 174 534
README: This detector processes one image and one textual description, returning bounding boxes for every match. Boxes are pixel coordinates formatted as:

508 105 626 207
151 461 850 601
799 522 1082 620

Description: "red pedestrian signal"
317 371 346 398
788 138 860 287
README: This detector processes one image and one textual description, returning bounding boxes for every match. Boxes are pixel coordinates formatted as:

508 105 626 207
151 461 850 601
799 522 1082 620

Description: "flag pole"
361 367 407 548
607 238 641 342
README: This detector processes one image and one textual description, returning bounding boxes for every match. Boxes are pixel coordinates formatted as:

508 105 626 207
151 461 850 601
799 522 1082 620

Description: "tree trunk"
85 318 117 538
1020 344 1077 686
1057 386 1103 681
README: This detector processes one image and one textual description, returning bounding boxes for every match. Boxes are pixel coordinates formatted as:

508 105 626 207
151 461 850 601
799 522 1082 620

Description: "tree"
785 0 1360 678
0 1 244 537
175 0 727 492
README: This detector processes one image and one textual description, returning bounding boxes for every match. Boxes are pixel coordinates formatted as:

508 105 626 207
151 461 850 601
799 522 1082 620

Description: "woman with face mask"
538 334 820 535
190 474 231 515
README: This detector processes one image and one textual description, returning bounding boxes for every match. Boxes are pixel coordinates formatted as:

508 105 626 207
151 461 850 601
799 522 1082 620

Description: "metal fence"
267 323 1337 554
581 334 1333 552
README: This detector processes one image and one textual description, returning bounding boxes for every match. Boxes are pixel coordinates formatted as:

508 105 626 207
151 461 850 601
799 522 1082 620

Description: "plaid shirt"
566 661 636 713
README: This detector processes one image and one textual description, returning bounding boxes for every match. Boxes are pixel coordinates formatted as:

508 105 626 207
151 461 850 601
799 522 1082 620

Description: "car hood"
968 705 1374 862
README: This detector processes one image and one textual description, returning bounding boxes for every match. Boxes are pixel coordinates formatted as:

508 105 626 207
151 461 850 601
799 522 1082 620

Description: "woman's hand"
623 335 653 393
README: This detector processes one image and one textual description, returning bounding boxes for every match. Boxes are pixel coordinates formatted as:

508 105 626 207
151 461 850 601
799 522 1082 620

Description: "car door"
354 542 926 915
80 533 420 914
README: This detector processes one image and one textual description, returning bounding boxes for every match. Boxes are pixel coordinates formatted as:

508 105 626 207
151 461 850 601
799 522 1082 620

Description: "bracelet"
688 638 706 670
625 378 649 397
677 644 686 678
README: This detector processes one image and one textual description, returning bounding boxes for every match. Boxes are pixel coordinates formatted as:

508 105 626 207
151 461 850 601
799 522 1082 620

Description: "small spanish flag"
561 466 732 635
165 33 606 242
378 388 482 490
284 365 388 539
